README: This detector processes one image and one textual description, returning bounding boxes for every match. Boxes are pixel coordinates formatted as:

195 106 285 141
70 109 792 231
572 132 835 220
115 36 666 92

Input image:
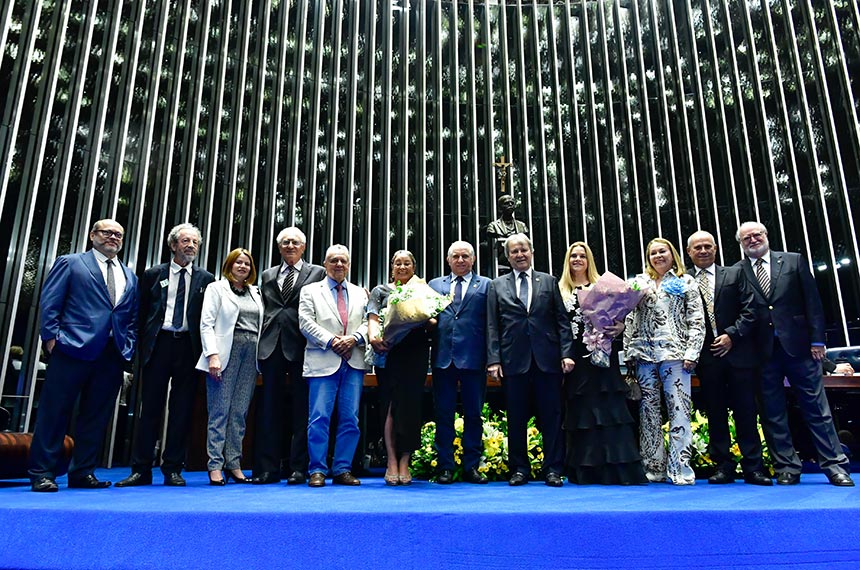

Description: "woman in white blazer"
196 248 264 485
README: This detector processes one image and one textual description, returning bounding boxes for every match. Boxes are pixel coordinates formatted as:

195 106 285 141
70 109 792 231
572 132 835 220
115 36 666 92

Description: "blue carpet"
1 469 859 569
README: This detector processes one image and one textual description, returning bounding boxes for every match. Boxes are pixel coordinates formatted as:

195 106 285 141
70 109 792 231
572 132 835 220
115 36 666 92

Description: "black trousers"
759 339 849 476
254 343 307 477
130 331 198 475
696 356 763 474
28 343 125 481
503 360 563 477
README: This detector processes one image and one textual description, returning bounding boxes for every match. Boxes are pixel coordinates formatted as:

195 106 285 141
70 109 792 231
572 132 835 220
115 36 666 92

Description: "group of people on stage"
27 217 855 492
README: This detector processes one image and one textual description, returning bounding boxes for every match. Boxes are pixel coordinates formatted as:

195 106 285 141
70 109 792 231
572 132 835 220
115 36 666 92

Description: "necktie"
452 276 464 310
696 269 716 335
281 265 295 302
105 259 117 306
336 283 348 333
754 258 771 297
172 268 187 330
518 272 529 311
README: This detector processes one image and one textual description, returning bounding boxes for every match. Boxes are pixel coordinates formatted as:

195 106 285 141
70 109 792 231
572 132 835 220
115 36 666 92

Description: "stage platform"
1 469 859 570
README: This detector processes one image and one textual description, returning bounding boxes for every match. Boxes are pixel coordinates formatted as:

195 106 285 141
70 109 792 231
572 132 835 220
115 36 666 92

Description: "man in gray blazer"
253 227 325 484
298 245 368 487
487 233 574 487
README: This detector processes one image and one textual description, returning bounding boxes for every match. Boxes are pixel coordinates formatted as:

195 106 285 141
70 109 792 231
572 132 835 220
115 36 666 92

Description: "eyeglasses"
740 231 766 244
95 229 124 239
280 239 304 247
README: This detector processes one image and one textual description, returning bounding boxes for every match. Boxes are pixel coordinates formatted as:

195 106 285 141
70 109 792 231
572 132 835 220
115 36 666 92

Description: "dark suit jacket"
428 272 490 371
486 270 574 376
137 262 215 367
690 264 760 369
735 251 826 358
40 250 139 361
257 261 326 362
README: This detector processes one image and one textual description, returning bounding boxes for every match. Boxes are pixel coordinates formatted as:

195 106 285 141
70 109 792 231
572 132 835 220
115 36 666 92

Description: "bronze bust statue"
486 195 528 274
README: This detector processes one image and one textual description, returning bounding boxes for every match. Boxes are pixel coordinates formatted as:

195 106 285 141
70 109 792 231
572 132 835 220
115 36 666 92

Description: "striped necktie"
281 265 295 302
754 258 771 297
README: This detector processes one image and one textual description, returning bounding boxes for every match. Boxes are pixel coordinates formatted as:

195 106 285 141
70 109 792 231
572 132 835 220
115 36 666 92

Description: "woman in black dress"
367 250 430 485
558 242 646 485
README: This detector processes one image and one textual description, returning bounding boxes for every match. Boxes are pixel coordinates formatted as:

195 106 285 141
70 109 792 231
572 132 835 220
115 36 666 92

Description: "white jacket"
195 279 264 373
298 279 369 377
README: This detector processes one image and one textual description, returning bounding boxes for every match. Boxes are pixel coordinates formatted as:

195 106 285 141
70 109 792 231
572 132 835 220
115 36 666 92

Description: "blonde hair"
644 238 685 279
559 242 599 297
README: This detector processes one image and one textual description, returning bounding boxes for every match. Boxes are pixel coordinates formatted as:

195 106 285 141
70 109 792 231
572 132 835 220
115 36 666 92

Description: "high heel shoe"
384 470 400 486
208 471 226 486
226 469 252 484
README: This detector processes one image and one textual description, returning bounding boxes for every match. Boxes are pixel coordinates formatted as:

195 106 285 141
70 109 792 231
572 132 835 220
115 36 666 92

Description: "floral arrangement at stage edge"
411 404 545 481
666 408 773 475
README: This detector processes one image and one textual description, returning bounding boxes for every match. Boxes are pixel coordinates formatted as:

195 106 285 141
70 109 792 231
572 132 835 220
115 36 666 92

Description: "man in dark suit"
735 221 853 486
428 241 491 485
30 219 139 492
686 230 771 486
252 227 326 484
487 233 574 487
116 224 215 487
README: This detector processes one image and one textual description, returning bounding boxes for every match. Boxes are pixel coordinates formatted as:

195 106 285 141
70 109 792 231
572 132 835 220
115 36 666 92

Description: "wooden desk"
363 373 502 389
362 374 860 390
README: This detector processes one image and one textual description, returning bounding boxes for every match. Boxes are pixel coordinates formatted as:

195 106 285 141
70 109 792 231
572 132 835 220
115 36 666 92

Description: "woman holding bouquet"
559 242 647 485
367 250 431 485
623 238 705 485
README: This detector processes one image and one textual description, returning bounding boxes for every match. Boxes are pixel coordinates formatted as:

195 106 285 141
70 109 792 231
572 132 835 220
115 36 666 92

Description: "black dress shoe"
251 472 281 485
436 470 454 484
31 477 58 493
509 472 528 486
308 473 326 487
827 472 855 487
208 471 226 486
743 471 773 486
463 468 489 484
163 472 186 487
545 473 564 487
776 472 800 485
115 472 153 488
286 471 306 485
332 472 361 486
68 474 111 489
708 470 734 484
226 470 252 484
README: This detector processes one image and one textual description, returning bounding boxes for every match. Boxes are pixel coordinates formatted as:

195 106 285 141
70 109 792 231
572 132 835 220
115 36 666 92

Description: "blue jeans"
307 361 364 476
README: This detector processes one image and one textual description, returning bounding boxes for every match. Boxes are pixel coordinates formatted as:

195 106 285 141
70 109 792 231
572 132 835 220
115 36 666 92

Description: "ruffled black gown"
563 289 647 485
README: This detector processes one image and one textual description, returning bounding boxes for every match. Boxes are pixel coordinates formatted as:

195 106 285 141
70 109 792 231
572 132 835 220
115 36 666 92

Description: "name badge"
160 279 169 288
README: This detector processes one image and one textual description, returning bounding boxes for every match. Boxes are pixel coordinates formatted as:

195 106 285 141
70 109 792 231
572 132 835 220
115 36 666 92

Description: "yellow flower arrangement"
411 404 546 481
662 408 773 475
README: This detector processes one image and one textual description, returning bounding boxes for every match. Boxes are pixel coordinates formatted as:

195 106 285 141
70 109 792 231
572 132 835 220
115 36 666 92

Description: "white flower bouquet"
381 278 452 347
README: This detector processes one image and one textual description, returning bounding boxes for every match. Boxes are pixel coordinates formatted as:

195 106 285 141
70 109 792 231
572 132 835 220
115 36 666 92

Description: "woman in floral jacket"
624 238 705 485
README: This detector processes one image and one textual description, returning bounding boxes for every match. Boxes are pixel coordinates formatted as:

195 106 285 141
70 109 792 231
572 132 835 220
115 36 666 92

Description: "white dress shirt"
163 260 193 331
92 249 126 307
